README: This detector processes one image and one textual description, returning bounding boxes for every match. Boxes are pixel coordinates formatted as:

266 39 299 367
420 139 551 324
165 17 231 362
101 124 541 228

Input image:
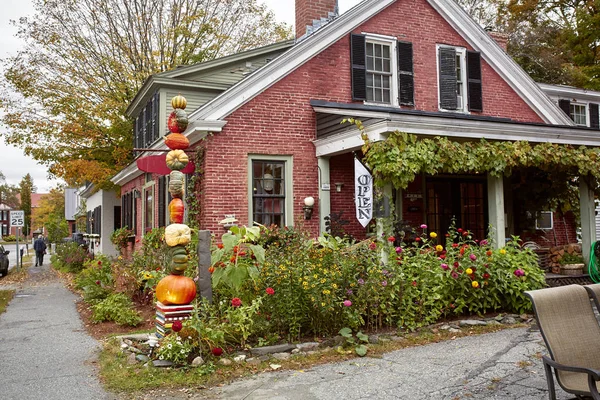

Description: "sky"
0 0 363 193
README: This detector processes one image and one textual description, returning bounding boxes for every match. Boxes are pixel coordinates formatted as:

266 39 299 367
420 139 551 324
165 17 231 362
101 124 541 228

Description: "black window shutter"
439 47 457 110
558 99 571 118
133 196 137 234
467 51 482 112
351 34 367 101
114 206 121 230
158 176 166 227
590 103 599 130
397 41 414 106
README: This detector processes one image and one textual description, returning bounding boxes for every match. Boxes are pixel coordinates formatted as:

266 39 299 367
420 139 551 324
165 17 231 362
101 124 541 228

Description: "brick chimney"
295 0 338 39
487 31 508 51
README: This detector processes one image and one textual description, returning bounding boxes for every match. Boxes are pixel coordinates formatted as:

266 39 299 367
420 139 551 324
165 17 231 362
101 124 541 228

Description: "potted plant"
559 252 585 275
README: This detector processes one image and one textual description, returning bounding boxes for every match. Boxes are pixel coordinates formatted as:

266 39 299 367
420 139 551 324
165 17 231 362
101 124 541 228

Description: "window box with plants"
559 253 585 275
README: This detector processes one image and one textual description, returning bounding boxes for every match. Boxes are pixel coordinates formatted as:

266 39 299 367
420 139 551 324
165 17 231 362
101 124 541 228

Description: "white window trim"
142 181 155 234
569 101 588 127
248 155 294 227
436 44 469 113
362 33 398 107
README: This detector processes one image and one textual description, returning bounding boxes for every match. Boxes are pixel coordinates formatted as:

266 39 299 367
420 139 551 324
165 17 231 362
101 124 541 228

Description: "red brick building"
112 0 600 259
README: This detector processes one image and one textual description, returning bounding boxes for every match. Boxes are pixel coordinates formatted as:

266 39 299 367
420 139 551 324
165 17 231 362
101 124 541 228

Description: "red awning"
136 155 195 175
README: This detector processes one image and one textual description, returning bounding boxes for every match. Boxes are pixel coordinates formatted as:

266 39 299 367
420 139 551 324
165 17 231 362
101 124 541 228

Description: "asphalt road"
1 243 34 272
0 264 116 400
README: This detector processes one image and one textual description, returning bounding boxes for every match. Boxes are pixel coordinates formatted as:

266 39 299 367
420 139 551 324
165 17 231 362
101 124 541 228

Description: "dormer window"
570 103 587 126
134 91 160 151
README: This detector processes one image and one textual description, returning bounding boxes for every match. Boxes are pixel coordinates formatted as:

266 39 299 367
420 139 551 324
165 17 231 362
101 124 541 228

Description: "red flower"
457 228 463 233
135 239 140 243
411 281 417 287
238 251 246 257
172 320 183 332
233 245 239 253
462 231 469 236
387 236 395 242
212 347 223 357
452 243 459 248
217 243 224 249
266 287 275 295
483 273 490 279
369 242 377 250
208 266 215 274
440 254 446 260
97 261 102 266
231 297 242 307
460 248 465 255
95 280 100 285
415 237 421 242
230 256 237 263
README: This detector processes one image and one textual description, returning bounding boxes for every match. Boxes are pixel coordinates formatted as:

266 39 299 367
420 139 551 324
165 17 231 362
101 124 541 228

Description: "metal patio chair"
526 285 600 400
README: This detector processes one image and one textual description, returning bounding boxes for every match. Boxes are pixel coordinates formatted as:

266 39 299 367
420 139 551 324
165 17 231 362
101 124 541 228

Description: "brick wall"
295 0 337 39
518 212 578 248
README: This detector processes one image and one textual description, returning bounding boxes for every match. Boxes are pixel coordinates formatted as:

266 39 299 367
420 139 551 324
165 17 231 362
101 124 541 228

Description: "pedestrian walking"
34 235 47 266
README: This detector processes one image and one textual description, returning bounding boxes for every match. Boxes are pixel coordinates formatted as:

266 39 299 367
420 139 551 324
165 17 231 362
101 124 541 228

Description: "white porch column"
579 177 596 265
318 157 331 236
487 174 506 249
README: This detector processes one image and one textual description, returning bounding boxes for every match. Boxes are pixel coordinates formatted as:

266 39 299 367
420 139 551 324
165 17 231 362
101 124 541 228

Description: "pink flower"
343 300 352 307
358 279 365 285
441 263 449 270
469 254 477 261
451 272 459 279
514 269 525 277
420 224 427 229
395 247 403 254
266 287 275 295
381 280 388 287
411 281 417 287
369 242 377 250
231 298 242 307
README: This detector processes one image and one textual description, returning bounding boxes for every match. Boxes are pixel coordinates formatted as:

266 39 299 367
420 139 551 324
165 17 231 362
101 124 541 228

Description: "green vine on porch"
344 118 599 219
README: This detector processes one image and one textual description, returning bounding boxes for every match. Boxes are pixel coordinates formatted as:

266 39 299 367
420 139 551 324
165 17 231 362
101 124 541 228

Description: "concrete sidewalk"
0 264 116 400
206 327 571 400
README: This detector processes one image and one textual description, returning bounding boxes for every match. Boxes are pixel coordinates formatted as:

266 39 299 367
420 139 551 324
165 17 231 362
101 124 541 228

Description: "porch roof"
311 100 600 157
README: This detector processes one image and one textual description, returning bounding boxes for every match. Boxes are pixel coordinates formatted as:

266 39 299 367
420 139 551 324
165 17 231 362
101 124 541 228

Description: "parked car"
0 244 9 277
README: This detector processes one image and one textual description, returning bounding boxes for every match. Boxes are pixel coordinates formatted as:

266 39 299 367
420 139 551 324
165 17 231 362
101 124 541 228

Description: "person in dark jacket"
34 235 47 266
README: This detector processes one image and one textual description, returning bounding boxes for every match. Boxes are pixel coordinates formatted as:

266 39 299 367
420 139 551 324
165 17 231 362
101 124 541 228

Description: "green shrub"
1 235 16 242
75 255 115 304
51 242 92 273
91 293 142 326
559 252 584 265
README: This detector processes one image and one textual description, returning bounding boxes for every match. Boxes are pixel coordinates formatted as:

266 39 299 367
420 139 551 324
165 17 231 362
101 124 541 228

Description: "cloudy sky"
0 0 362 192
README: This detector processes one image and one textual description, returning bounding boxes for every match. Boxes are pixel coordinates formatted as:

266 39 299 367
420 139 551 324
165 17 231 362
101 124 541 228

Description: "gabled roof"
188 0 573 126
126 40 295 117
538 83 600 103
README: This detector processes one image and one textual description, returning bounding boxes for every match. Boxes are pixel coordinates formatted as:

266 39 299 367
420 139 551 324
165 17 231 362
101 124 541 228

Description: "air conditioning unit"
536 211 553 230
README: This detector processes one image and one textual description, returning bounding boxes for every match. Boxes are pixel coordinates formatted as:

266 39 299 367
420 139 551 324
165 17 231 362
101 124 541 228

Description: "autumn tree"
497 0 600 88
1 0 291 188
19 174 35 237
0 172 20 208
31 188 65 239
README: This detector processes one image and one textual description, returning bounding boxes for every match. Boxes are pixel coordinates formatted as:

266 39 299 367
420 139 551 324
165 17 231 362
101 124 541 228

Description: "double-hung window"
559 99 600 129
249 156 293 228
438 45 482 112
351 34 414 106
366 40 393 104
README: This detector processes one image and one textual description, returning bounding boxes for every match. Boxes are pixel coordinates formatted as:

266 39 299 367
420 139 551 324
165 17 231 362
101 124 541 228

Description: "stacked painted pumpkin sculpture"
155 95 197 306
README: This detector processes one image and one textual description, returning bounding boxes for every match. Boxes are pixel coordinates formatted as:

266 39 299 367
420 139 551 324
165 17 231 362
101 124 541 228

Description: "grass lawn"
0 290 15 315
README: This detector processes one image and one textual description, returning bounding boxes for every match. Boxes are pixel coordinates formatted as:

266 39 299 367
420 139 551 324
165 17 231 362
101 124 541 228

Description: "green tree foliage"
498 0 600 88
0 0 291 188
19 174 35 237
32 188 68 243
0 172 20 208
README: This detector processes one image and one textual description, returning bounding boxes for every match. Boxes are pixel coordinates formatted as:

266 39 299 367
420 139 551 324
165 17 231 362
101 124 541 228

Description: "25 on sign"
10 210 24 227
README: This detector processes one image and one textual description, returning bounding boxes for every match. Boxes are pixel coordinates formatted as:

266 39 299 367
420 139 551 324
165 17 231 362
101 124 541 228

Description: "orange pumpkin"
156 274 197 305
165 133 189 150
169 198 184 223
167 109 188 133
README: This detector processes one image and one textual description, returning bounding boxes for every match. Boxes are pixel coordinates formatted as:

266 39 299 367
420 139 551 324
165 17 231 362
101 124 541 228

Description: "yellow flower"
320 278 326 283
472 281 479 288
435 245 443 252
500 249 506 254
350 283 356 287
332 283 338 289
321 302 326 307
313 274 318 279
322 289 331 295
430 232 438 239
302 281 308 286
466 268 473 275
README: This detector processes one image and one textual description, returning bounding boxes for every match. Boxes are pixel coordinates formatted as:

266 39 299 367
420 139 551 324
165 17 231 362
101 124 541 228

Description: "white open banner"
355 158 373 227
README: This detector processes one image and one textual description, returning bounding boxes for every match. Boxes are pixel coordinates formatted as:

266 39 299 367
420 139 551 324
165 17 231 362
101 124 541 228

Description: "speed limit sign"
10 210 24 227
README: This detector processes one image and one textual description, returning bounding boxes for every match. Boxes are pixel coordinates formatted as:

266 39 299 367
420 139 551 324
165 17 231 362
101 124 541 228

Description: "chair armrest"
543 356 600 380
543 355 600 400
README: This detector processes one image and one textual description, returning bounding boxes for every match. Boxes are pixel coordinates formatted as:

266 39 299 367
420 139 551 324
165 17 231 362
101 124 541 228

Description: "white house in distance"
78 184 121 257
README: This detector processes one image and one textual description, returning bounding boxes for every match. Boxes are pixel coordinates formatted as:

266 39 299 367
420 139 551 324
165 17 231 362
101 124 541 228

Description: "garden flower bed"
53 222 545 379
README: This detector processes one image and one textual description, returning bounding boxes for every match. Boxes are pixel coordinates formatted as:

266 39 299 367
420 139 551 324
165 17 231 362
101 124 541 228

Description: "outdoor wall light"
335 182 344 192
303 197 315 220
